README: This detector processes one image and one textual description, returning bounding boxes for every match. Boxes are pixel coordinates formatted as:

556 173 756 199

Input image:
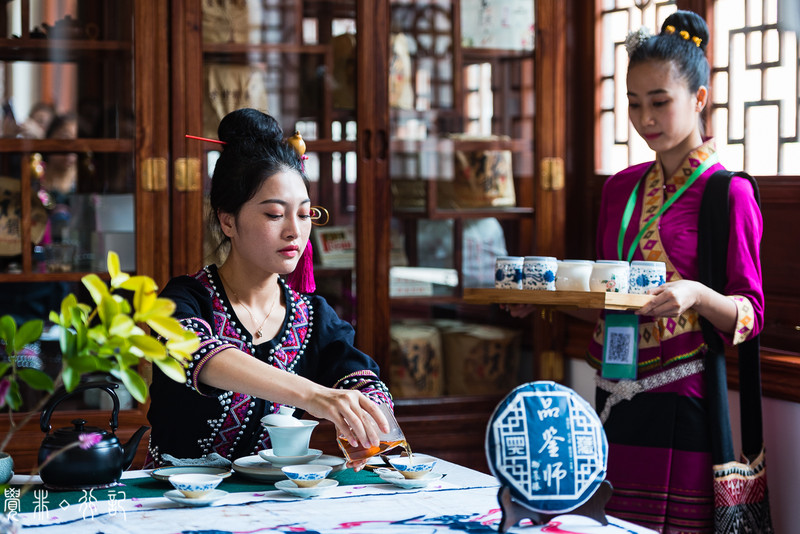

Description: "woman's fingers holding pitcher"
305 387 383 448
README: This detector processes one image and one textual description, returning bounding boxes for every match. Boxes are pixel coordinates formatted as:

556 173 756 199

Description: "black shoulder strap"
698 170 763 463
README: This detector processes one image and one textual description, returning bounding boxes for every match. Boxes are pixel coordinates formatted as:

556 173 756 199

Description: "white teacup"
522 256 558 291
281 464 332 488
495 256 524 290
590 260 630 293
168 473 223 498
629 261 666 294
555 260 593 291
261 418 319 457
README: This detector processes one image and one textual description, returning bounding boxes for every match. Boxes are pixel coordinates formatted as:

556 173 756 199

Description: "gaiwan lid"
261 405 302 427
485 381 608 514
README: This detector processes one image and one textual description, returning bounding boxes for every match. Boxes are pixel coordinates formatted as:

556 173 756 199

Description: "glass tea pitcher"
336 403 409 462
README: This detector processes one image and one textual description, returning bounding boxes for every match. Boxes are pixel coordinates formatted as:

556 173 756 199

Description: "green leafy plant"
0 251 199 452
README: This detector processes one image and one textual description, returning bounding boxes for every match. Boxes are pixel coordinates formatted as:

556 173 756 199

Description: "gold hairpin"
664 25 675 34
310 206 330 226
679 30 690 40
692 36 702 47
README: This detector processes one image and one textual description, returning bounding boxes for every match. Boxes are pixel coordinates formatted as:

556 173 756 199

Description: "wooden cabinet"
1 0 567 474
0 1 168 471
373 0 567 472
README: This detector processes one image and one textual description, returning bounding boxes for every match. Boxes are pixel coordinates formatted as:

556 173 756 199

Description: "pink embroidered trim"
729 295 755 345
192 343 236 395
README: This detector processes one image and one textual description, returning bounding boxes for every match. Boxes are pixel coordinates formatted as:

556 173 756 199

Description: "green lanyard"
617 153 719 262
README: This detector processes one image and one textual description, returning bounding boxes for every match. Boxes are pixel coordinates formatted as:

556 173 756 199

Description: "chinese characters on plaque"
486 381 608 514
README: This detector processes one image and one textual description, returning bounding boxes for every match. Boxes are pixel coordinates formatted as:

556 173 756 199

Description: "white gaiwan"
262 405 303 427
261 406 319 457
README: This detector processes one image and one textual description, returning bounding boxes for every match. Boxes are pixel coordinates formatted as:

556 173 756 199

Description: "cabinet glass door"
387 0 536 401
0 0 138 411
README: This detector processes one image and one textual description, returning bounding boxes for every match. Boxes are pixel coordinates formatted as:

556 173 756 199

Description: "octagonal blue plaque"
485 381 608 514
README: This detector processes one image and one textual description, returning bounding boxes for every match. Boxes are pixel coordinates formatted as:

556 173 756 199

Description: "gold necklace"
220 271 278 338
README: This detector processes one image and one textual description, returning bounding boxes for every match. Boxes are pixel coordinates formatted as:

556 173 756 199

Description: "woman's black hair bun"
217 108 284 147
661 10 710 52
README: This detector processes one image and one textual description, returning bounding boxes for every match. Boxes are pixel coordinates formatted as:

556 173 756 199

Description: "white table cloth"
7 460 656 533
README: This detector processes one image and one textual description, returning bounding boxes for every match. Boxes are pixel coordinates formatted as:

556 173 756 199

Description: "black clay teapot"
38 382 149 489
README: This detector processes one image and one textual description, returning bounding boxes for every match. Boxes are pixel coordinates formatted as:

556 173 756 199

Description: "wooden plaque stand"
497 480 614 532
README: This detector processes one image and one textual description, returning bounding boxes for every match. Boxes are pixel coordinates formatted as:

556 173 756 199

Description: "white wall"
567 358 799 533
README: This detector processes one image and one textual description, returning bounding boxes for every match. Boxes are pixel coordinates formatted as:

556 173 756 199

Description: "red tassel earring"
286 241 316 293
285 131 317 293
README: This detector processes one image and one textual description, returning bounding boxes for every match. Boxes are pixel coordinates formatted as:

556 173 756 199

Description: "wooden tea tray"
462 288 653 310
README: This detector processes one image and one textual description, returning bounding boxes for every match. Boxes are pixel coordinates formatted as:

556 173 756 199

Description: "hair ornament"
287 131 306 156
624 26 652 56
662 24 702 47
185 134 226 145
310 206 329 226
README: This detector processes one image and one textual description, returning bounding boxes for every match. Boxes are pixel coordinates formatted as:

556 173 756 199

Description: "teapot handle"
40 381 120 433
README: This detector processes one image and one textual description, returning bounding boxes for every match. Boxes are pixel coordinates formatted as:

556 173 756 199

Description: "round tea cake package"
486 381 608 514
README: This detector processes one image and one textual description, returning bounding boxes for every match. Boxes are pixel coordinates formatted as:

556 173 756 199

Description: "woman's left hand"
636 280 703 318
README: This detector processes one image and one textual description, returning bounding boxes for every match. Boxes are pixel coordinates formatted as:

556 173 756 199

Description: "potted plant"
0 251 199 485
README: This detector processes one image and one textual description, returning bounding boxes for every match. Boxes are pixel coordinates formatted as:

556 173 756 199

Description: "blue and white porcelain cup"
590 260 630 293
629 261 666 294
495 256 524 290
522 256 558 291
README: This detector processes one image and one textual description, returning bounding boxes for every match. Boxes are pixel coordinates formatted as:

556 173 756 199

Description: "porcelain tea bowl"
281 464 332 488
261 419 319 457
261 406 319 457
389 454 437 479
168 473 223 498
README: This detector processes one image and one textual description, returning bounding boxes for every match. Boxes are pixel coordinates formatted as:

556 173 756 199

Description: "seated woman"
146 108 391 468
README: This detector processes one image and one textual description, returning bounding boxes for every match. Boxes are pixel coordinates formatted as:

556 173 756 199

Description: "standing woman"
146 108 391 468
588 11 763 533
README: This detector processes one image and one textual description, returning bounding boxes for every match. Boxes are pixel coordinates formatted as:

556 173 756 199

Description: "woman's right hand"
303 386 390 453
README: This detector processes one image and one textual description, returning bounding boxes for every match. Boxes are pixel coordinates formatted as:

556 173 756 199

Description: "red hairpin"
185 134 226 145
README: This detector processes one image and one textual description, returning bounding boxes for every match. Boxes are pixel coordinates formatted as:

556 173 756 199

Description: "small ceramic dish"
164 488 228 507
274 478 339 498
376 469 444 489
233 454 345 482
258 448 323 467
150 466 232 482
388 454 437 479
168 473 223 498
281 464 332 487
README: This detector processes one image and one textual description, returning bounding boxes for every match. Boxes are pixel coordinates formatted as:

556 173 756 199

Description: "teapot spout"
122 426 150 470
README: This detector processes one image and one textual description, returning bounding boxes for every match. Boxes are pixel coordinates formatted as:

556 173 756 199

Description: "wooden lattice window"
711 0 800 174
598 0 800 177
597 0 678 174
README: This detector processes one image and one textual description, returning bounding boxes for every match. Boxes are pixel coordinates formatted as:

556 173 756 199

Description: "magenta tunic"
587 141 764 533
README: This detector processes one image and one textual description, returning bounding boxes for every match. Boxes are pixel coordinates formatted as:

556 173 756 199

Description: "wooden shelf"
462 47 534 61
462 288 653 310
391 137 533 153
0 138 134 154
392 205 533 219
0 38 131 62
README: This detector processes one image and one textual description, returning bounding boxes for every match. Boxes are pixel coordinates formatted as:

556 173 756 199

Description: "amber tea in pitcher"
336 402 408 462
336 436 411 462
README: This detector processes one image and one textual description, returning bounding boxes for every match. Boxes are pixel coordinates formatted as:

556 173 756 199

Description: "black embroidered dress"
145 264 391 467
